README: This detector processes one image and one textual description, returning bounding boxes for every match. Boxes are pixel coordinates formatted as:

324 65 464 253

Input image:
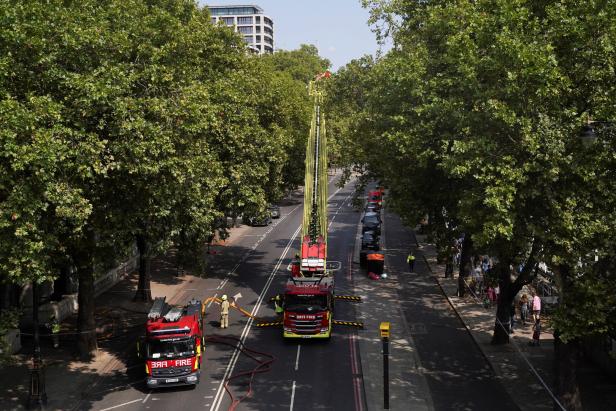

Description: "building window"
264 37 273 46
211 17 217 24
209 7 260 16
264 27 273 36
264 17 273 27
221 17 234 26
255 26 261 33
255 35 261 43
238 26 252 34
237 16 253 25
243 36 252 44
256 16 261 24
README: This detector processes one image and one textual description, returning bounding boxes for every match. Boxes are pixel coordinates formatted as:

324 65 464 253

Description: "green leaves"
0 0 329 286
334 0 616 341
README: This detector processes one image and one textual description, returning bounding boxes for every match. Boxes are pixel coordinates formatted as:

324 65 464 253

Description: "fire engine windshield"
146 338 195 359
285 294 328 312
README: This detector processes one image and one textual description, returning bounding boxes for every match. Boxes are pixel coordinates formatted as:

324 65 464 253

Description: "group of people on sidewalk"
440 246 546 346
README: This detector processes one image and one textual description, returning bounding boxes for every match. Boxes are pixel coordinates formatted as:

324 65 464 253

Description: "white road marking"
99 398 143 411
206 293 218 309
142 391 151 403
290 380 297 411
211 183 345 411
294 345 301 371
328 215 336 230
216 203 303 292
210 224 301 411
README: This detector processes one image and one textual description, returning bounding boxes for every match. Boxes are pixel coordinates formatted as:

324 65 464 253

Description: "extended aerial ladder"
300 71 330 276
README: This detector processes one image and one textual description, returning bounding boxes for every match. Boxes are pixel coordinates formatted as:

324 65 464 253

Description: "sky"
201 0 387 71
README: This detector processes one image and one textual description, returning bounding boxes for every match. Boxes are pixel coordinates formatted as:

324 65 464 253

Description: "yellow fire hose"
201 296 259 320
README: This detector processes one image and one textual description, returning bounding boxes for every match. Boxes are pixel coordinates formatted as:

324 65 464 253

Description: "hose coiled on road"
205 334 275 411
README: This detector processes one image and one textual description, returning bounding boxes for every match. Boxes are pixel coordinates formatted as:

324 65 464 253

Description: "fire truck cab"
367 190 383 209
282 276 334 339
143 297 204 388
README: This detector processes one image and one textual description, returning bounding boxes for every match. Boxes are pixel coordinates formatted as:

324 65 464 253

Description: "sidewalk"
415 233 554 411
415 231 616 411
354 213 434 411
0 223 252 411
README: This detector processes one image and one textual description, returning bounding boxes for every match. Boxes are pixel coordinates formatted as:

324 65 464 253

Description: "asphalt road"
85 175 518 411
384 211 519 411
86 174 364 411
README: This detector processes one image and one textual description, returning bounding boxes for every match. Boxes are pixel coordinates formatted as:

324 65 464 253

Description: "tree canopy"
330 1 616 408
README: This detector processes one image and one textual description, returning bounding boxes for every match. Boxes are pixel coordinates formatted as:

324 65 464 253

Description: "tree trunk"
76 243 97 360
492 262 513 344
457 235 473 297
134 234 152 302
554 332 582 410
553 263 582 410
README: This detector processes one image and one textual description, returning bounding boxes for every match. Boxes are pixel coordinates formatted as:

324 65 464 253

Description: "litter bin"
366 252 384 276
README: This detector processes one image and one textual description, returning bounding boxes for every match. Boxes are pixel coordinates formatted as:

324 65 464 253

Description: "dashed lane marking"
99 399 143 411
290 380 297 411
294 345 301 371
142 392 151 403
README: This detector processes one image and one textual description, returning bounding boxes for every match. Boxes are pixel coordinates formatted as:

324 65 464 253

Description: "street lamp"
28 282 47 408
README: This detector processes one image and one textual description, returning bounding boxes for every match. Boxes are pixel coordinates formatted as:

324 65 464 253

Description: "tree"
336 1 616 408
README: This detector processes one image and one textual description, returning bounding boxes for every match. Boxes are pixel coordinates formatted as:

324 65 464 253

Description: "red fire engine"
367 190 383 209
142 297 204 388
282 72 336 339
283 277 334 339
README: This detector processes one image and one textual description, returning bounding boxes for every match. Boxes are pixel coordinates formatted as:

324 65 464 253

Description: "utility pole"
380 322 390 409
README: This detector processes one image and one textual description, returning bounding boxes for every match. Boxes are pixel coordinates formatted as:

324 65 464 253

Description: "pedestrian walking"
220 294 230 328
487 286 496 307
530 318 541 346
532 292 541 322
407 251 416 273
519 294 529 325
473 265 483 296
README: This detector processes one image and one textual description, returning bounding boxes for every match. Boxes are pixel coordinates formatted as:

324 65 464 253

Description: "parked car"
243 211 272 227
361 212 381 235
361 231 380 250
365 203 379 214
268 205 281 219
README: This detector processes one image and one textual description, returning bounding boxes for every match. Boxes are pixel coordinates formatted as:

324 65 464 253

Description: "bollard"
380 322 390 409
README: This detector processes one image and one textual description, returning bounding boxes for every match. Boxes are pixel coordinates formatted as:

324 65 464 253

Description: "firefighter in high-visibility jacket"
274 295 284 315
407 251 416 273
220 295 230 328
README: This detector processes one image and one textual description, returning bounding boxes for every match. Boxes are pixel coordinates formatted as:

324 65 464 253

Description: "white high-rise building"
208 5 274 54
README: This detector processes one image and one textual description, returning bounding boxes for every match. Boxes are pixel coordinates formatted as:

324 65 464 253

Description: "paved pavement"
413 224 616 411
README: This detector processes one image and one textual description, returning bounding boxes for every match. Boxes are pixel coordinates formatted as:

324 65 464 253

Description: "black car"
243 212 272 226
268 205 281 219
361 212 382 235
361 231 380 250
365 203 379 214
